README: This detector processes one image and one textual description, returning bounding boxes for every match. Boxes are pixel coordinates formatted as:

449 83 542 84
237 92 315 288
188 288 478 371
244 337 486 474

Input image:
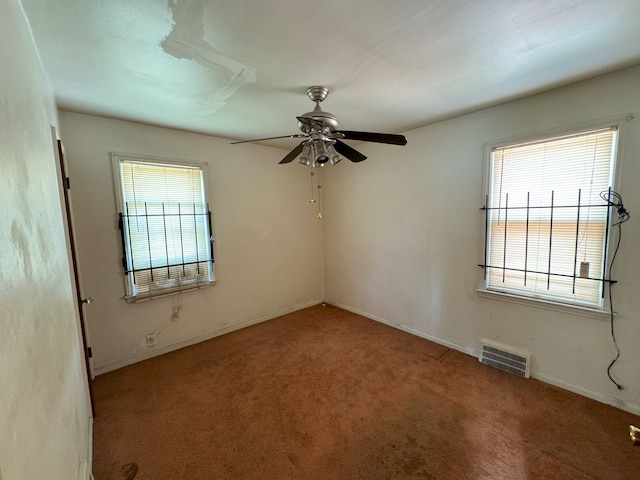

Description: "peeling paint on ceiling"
161 0 256 114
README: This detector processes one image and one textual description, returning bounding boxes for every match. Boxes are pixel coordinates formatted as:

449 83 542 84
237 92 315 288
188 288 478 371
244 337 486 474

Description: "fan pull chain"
309 168 323 219
317 168 322 219
309 170 316 204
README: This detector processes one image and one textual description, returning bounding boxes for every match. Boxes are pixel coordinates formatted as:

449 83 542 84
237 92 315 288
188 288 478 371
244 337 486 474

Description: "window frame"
111 152 216 302
478 115 630 314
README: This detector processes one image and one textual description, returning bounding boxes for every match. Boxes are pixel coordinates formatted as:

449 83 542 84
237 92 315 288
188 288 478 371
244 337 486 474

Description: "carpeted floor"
92 305 640 479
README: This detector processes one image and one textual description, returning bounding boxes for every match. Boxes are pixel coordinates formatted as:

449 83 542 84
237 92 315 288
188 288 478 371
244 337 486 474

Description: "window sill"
125 279 217 303
476 289 613 320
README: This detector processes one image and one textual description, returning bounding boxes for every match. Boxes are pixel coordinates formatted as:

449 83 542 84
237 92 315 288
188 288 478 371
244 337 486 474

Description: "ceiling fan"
231 86 407 166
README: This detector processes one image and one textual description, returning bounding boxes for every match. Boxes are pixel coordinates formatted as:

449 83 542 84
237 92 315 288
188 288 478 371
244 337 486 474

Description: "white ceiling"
22 0 640 149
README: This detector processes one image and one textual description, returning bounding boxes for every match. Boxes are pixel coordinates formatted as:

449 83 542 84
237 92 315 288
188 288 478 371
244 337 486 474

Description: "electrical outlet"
146 333 157 347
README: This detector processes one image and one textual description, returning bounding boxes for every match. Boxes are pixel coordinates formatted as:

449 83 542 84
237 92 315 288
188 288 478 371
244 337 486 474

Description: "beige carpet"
92 305 640 479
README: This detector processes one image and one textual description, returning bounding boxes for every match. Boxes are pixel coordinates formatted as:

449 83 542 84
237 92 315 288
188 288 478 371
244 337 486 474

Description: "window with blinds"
113 154 215 301
483 127 618 308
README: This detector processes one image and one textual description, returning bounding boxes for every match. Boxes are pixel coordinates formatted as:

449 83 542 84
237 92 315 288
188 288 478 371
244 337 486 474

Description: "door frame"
53 128 95 415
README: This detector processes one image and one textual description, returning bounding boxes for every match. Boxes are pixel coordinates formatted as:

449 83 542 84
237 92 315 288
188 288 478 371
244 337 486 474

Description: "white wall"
0 1 92 479
323 66 640 414
58 112 324 373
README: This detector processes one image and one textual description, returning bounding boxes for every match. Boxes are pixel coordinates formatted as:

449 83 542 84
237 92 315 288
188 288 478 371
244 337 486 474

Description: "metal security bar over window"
114 155 215 300
479 189 617 303
479 127 618 308
120 201 213 282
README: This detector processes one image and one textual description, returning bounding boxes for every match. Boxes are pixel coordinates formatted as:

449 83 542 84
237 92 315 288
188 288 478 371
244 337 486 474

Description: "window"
481 125 619 308
113 153 215 301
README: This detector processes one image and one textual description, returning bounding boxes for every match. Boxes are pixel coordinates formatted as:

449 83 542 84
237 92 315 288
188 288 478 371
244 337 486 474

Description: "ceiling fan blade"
334 140 367 163
230 134 306 144
278 142 305 164
337 130 407 146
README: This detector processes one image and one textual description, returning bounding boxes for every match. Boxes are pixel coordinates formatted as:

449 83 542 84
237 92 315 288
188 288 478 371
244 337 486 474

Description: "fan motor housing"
297 87 339 133
298 109 339 133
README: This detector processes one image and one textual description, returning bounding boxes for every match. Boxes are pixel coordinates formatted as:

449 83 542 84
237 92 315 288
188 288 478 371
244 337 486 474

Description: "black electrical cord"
606 222 623 390
599 189 629 390
600 190 630 225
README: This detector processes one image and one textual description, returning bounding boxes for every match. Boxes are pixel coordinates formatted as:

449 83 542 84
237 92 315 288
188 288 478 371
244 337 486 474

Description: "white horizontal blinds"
487 128 616 306
120 160 213 297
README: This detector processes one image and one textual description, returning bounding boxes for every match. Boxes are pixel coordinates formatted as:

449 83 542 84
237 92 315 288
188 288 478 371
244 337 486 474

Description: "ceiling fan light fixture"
313 140 330 167
327 144 342 165
299 142 313 165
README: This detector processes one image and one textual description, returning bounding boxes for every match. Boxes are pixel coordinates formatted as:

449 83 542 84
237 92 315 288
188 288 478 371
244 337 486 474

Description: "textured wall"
323 66 640 414
0 1 92 479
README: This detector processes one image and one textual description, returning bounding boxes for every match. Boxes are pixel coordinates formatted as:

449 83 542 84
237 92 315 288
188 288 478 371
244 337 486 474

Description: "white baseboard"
334 302 477 356
532 372 640 416
334 302 640 416
78 415 94 480
88 416 93 480
94 299 323 375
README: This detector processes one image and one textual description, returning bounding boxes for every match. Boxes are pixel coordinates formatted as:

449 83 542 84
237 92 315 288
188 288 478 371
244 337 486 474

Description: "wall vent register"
479 341 531 378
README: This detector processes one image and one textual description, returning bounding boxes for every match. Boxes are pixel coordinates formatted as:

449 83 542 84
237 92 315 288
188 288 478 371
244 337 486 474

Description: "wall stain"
10 221 32 279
